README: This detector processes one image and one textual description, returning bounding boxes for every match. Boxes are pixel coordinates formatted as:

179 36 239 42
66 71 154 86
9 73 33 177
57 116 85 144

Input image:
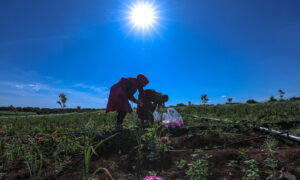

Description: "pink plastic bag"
153 108 184 128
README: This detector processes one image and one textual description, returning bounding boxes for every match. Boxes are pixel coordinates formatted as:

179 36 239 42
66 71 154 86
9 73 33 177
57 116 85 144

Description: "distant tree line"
175 96 300 107
0 106 100 114
0 93 104 115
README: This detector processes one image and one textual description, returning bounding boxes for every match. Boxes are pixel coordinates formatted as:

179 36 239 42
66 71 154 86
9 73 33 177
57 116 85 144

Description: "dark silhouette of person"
106 74 149 130
137 89 168 127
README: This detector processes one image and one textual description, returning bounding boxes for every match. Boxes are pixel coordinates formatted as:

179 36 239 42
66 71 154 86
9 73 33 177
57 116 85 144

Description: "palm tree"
201 94 208 104
278 89 285 100
56 93 67 109
201 94 209 114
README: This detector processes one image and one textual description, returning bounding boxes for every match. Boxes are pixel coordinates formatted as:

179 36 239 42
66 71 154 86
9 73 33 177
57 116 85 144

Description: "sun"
128 1 158 32
130 2 156 28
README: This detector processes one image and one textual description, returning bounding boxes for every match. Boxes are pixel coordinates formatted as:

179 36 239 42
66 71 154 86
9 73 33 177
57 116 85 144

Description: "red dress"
106 78 140 113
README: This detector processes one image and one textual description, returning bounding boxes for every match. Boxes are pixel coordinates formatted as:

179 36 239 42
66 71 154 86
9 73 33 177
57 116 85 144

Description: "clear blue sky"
0 0 300 108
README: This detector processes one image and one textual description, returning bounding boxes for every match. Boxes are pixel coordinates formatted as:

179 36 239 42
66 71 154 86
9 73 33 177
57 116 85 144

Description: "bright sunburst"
127 1 159 34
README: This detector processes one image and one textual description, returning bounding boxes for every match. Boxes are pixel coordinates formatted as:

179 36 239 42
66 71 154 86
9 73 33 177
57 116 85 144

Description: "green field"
0 101 300 179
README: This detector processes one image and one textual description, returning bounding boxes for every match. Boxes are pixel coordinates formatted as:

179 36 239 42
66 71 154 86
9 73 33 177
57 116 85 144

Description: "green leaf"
91 167 114 180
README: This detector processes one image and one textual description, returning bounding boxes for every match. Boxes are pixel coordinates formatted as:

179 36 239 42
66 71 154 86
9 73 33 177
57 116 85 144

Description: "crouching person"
137 89 168 127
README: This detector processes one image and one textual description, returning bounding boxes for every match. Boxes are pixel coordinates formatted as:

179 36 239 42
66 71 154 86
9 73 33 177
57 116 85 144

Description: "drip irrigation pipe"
197 116 300 143
253 125 300 142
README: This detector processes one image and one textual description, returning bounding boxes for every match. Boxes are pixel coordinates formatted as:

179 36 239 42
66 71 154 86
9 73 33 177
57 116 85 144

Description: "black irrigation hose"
196 116 300 143
253 125 300 142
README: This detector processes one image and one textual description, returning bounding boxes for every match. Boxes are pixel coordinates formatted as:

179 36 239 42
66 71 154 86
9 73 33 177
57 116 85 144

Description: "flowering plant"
144 176 163 180
37 136 44 142
161 136 168 143
141 122 172 161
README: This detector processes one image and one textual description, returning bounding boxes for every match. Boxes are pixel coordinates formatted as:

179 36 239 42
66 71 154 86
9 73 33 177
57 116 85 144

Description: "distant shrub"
269 95 277 102
289 97 300 101
177 103 186 107
23 107 34 112
246 99 258 104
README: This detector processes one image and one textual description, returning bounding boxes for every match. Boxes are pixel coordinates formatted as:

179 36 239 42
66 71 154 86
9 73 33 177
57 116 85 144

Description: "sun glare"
128 1 158 33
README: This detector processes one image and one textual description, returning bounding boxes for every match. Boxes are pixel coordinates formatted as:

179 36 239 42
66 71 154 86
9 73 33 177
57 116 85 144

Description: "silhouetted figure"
106 74 149 130
137 89 168 127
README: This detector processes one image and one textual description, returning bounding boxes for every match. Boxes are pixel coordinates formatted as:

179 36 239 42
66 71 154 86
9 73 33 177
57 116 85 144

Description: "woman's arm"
128 95 139 104
129 95 144 106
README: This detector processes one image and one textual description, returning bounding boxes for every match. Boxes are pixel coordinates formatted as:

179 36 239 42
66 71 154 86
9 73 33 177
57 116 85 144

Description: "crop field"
0 101 300 180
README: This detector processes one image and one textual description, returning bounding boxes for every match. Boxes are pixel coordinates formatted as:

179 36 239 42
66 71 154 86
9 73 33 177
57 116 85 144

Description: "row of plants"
177 100 300 126
172 134 286 180
0 114 128 179
0 111 119 136
0 109 172 179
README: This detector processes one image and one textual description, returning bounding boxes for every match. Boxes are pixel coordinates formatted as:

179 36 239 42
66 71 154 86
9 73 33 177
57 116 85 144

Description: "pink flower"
72 126 76 129
18 140 22 144
161 136 168 143
37 136 44 141
26 135 31 138
0 130 4 135
144 176 163 180
175 121 184 127
179 121 184 126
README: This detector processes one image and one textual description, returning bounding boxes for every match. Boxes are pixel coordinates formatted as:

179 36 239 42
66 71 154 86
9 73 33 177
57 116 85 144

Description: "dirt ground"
2 130 300 180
